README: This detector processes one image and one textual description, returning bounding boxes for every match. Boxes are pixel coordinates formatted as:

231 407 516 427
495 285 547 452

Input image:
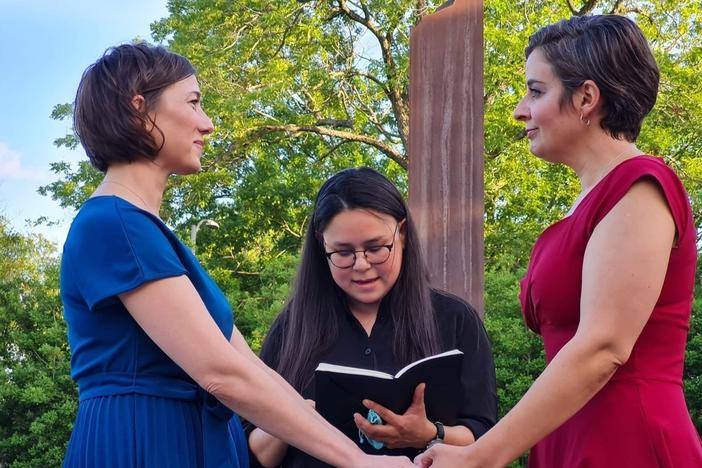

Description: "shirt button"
364 347 372 355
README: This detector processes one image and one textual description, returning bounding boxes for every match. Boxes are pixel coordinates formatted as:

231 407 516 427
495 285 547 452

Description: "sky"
0 0 169 246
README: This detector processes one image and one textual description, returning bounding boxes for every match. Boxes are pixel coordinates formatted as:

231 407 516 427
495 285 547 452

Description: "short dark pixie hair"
526 15 659 142
73 43 196 172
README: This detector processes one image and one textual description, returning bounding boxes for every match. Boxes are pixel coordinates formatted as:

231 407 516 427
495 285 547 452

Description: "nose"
199 110 214 135
352 253 372 271
513 95 529 122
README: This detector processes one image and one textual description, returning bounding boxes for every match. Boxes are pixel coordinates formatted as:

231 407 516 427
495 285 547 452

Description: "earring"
580 113 591 126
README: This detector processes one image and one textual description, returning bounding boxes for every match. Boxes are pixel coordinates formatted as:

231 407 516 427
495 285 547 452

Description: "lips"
353 277 379 286
525 128 537 139
193 140 204 148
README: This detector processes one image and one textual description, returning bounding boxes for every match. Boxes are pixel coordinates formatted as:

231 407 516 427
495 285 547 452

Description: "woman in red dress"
416 14 702 467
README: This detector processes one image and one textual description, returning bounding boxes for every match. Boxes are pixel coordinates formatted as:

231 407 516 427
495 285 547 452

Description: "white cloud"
0 141 47 180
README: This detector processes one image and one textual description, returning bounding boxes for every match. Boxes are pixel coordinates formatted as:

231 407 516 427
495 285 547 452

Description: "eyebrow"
526 79 545 87
327 235 389 249
189 91 202 99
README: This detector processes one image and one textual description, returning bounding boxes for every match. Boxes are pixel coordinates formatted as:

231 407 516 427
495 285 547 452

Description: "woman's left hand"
353 383 436 449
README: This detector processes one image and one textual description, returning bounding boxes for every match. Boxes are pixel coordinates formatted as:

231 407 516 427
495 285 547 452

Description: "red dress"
520 156 702 467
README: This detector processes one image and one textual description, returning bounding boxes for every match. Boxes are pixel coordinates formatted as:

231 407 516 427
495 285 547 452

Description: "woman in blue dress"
60 43 415 468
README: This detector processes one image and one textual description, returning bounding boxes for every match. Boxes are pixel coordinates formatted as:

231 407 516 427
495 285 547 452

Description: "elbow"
571 332 631 378
198 365 248 407
198 364 268 417
202 376 227 400
598 347 632 378
595 335 633 369
610 346 632 367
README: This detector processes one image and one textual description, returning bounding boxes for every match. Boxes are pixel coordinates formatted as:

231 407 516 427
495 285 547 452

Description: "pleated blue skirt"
63 394 248 467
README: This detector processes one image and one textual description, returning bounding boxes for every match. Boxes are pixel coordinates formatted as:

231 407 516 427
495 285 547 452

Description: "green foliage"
6 1 698 466
685 269 702 429
0 219 76 467
484 267 545 466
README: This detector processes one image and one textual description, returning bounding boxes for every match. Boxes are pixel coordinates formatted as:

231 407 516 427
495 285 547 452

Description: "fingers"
414 449 434 468
411 383 426 408
353 413 394 440
362 399 400 424
414 449 434 467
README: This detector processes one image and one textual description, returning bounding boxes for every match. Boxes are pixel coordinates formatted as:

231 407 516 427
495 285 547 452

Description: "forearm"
232 332 340 433
443 424 475 446
470 336 620 467
413 419 475 448
248 427 289 468
210 358 363 467
119 280 365 467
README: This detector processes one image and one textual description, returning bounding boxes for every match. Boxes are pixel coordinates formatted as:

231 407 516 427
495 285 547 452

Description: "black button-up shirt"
244 289 497 467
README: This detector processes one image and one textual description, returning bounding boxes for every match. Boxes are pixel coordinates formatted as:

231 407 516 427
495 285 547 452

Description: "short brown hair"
73 43 196 172
526 15 659 142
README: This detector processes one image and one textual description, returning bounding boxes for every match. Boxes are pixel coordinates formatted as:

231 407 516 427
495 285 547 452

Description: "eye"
528 87 542 98
335 250 354 258
189 98 200 108
366 246 385 254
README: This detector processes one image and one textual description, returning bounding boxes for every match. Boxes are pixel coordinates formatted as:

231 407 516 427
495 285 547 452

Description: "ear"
573 79 601 122
131 94 146 113
398 218 407 247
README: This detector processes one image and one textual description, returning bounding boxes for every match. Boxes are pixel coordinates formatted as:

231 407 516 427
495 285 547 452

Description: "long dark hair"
275 167 440 391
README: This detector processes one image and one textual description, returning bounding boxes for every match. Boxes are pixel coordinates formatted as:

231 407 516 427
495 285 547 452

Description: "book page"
315 362 394 379
394 348 464 378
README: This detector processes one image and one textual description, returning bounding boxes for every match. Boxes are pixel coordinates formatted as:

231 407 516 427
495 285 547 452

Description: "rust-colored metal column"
408 0 484 315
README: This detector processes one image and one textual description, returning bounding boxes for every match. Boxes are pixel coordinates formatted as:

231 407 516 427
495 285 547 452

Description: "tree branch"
565 0 598 15
347 71 392 101
314 118 354 128
249 123 407 168
271 5 307 57
414 0 429 25
334 0 409 155
608 0 624 14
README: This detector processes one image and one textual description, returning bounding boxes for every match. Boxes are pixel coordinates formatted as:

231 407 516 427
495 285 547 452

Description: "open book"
314 349 464 441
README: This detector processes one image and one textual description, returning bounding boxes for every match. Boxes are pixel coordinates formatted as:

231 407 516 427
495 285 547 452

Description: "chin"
176 162 202 175
529 146 556 163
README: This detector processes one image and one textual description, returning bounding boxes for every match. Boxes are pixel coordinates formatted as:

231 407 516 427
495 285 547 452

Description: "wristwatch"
427 421 445 448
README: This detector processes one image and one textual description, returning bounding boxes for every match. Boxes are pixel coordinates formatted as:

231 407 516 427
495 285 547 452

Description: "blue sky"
0 0 169 245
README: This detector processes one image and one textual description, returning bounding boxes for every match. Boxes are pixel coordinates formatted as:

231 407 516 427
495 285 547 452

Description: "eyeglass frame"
322 222 402 269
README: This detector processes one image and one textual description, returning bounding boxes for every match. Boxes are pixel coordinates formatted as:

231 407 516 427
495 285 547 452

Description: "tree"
0 218 75 468
38 5 702 464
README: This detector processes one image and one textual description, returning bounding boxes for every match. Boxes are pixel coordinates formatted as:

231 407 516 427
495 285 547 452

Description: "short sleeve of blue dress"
61 196 248 468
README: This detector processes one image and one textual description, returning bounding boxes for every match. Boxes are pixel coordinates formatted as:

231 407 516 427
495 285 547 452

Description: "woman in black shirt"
245 168 497 467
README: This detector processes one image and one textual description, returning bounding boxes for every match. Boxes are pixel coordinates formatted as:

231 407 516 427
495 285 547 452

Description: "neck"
571 139 639 191
348 301 380 336
99 162 168 215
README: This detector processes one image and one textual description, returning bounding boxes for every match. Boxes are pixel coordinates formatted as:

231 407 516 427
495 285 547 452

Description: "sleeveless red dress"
520 156 702 467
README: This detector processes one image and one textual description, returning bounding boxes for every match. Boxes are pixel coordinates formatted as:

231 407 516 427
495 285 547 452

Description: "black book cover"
314 349 464 442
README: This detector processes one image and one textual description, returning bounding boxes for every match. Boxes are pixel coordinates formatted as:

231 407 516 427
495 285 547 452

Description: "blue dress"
60 196 249 468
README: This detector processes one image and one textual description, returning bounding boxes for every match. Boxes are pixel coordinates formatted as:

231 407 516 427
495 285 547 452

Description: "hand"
414 443 476 468
353 383 436 449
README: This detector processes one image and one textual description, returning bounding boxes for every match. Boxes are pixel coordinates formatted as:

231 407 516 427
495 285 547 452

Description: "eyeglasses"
324 224 400 269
